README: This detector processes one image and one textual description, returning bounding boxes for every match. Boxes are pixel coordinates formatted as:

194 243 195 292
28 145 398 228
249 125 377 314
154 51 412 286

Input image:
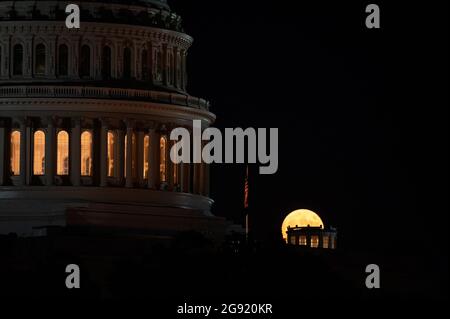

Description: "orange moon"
281 209 324 242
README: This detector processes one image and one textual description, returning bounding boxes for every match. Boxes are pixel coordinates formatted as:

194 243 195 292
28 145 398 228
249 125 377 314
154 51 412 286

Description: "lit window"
13 44 23 76
143 135 150 179
311 235 319 248
124 133 137 178
173 163 178 186
35 43 46 75
80 45 91 77
10 131 21 176
58 44 69 76
290 236 296 245
299 235 307 246
33 130 46 175
57 131 69 176
322 235 329 249
160 136 167 182
107 131 116 177
81 131 93 176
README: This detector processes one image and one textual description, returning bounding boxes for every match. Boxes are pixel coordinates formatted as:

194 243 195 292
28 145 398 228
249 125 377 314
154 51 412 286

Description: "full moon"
281 209 324 242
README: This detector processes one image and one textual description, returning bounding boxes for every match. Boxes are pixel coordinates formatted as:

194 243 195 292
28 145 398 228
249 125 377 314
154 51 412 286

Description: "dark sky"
170 0 449 255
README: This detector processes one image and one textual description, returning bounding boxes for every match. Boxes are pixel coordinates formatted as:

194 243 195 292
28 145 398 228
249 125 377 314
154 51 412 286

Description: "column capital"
71 117 82 126
159 123 168 134
124 118 136 128
146 121 157 130
15 116 29 127
100 117 111 128
44 116 57 126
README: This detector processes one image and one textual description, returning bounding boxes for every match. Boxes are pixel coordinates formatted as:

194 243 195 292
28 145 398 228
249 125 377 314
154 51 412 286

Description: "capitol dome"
0 0 225 239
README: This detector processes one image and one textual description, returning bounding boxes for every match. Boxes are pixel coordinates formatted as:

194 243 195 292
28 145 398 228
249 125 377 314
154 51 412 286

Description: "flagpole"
244 166 249 243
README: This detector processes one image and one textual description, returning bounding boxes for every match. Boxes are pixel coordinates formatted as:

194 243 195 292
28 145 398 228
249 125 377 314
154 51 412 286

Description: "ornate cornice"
0 97 216 125
0 21 193 49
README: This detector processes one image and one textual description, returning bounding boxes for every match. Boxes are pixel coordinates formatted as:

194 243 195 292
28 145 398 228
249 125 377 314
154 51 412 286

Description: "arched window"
58 44 69 76
33 130 46 175
102 46 112 79
107 131 116 177
81 131 93 176
141 49 149 80
123 47 132 79
13 44 23 76
143 135 150 179
35 43 46 75
80 45 91 78
299 236 307 246
10 131 21 176
57 131 69 176
159 136 167 182
124 133 137 178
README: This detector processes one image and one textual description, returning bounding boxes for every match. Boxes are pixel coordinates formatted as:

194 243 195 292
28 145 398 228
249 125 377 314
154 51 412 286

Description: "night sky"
171 0 449 258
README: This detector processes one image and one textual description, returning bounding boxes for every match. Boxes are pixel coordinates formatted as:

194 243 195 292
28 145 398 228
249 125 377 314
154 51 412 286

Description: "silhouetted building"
286 225 337 249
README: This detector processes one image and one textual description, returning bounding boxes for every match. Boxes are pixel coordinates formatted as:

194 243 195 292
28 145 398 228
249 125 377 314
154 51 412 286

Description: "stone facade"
0 0 225 238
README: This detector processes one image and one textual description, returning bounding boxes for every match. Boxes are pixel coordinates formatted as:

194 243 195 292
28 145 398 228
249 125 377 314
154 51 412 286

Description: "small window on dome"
13 44 24 76
123 47 132 79
80 45 91 78
35 43 46 75
58 44 69 76
102 46 112 79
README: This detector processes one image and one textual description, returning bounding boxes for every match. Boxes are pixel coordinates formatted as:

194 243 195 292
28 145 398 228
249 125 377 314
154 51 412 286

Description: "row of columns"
0 117 210 197
0 37 188 91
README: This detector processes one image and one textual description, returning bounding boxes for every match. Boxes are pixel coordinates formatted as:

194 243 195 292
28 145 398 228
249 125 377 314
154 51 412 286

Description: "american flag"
244 166 249 209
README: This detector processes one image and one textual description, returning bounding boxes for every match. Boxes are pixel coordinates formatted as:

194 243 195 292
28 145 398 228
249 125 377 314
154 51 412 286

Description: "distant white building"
0 0 226 239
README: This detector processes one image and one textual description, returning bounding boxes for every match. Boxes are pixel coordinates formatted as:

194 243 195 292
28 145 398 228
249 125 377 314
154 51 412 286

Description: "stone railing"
0 86 210 110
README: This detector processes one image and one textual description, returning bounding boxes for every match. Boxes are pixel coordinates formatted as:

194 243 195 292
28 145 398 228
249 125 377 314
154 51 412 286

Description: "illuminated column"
0 121 5 185
99 118 108 187
148 127 159 189
117 129 125 184
125 120 134 188
167 136 174 189
45 117 55 186
137 130 145 186
19 118 27 186
70 118 81 186
319 234 324 249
